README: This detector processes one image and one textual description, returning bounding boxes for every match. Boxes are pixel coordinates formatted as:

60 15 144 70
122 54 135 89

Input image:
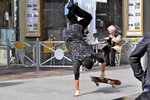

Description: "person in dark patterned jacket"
63 1 106 96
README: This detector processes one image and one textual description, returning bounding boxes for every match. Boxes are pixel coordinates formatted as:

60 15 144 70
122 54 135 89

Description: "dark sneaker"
110 63 116 66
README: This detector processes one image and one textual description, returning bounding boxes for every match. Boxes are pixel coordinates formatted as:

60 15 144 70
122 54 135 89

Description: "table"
90 42 107 53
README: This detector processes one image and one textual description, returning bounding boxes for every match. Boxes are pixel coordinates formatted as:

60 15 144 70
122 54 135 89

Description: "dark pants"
103 45 116 65
67 4 92 31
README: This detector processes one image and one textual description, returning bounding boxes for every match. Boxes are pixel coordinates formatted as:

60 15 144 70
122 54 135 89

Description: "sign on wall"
24 0 41 37
96 0 107 3
126 0 143 36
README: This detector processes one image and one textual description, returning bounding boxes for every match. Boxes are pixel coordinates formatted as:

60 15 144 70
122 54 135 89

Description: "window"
0 0 16 45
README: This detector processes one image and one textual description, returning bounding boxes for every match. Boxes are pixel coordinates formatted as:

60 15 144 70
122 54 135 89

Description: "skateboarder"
63 0 106 96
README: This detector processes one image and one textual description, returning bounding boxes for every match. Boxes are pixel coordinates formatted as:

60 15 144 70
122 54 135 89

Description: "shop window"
96 0 122 39
0 1 14 28
45 1 67 28
0 1 16 45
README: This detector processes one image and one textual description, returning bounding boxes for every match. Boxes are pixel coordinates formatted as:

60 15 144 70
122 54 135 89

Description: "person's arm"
129 38 148 81
91 54 105 79
111 34 122 44
73 60 82 96
74 80 80 96
100 63 105 79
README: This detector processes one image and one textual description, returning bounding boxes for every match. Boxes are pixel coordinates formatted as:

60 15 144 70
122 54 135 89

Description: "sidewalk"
0 65 142 100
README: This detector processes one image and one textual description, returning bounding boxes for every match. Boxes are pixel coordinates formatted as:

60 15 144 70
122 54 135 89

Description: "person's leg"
66 3 78 24
73 5 92 31
110 48 116 66
67 11 78 24
66 4 92 36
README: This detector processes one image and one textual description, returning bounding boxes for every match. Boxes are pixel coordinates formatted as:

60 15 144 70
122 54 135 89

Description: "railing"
39 40 72 67
7 39 37 69
7 38 72 71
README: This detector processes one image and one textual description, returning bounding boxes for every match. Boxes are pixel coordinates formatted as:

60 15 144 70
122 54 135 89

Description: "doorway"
95 0 122 40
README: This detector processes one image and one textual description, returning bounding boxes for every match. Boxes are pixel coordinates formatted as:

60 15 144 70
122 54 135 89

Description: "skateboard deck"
91 76 121 87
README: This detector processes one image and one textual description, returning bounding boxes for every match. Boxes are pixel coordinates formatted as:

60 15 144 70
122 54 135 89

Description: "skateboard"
91 76 121 87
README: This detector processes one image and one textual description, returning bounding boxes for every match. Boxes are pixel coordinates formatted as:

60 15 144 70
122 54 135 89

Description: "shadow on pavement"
81 85 135 96
0 81 24 87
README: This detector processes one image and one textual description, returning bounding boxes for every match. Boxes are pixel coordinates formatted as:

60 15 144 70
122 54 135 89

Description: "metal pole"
6 12 10 68
7 39 10 68
36 38 40 71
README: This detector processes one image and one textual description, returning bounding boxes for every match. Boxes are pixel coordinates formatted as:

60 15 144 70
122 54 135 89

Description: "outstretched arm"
91 54 105 79
73 60 82 96
74 80 80 96
100 63 105 79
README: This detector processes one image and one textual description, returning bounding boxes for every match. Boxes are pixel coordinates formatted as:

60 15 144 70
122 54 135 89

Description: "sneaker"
110 63 116 66
64 3 69 15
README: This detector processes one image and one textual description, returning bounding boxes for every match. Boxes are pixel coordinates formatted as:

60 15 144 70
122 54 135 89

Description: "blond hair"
107 25 116 32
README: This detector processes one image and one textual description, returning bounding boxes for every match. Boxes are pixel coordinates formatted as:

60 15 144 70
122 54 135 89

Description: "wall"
16 0 150 66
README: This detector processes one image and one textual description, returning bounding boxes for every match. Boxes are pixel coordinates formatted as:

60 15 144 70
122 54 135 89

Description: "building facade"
0 0 150 64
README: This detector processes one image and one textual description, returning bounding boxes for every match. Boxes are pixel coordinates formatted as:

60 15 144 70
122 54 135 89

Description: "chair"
14 42 25 50
43 41 54 53
11 42 27 67
115 41 128 67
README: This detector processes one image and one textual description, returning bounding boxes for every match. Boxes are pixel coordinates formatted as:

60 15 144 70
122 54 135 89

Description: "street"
0 65 141 100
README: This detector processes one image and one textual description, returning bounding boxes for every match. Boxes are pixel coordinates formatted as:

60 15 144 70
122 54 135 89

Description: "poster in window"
126 0 143 36
24 0 41 37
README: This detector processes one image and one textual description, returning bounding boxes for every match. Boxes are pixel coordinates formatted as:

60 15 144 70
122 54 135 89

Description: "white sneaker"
64 3 69 15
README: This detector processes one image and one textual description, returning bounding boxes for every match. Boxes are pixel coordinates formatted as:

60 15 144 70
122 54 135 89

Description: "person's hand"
104 37 110 40
73 90 80 97
109 35 113 38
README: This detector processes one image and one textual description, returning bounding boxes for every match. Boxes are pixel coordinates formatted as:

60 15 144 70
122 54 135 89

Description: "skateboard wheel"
107 80 111 84
96 83 99 86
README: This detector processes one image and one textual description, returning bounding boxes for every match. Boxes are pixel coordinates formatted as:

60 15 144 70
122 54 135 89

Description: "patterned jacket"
62 24 95 62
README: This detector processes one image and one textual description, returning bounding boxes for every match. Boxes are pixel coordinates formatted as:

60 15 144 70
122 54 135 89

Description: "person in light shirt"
103 25 122 66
